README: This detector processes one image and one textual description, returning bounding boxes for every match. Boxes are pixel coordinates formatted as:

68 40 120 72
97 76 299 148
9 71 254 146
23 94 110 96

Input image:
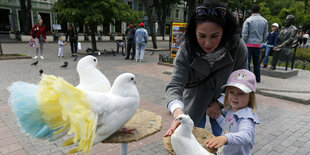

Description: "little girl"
205 69 259 155
58 36 65 58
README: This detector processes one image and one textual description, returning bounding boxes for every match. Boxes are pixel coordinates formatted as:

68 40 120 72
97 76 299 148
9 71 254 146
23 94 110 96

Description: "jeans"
136 42 146 61
261 44 272 65
248 47 261 82
126 40 135 59
70 39 78 55
197 113 222 136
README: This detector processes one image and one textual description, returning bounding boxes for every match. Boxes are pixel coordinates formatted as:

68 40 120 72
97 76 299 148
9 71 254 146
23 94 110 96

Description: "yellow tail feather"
63 137 75 147
37 74 98 153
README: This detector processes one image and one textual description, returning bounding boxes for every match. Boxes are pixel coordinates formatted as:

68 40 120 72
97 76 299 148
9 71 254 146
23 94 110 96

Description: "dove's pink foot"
121 128 136 134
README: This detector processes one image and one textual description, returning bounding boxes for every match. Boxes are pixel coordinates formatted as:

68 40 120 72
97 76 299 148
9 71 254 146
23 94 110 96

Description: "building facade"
0 0 186 36
0 0 56 33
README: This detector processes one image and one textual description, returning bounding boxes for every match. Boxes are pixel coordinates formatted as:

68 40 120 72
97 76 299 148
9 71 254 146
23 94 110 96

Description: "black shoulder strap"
184 69 218 89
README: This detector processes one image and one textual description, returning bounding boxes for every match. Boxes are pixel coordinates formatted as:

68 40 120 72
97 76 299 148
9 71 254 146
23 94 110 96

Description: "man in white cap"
260 23 279 68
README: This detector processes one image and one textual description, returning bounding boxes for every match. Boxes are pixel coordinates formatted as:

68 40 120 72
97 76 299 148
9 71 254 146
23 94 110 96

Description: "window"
175 9 179 19
138 3 143 11
128 1 133 9
167 8 171 18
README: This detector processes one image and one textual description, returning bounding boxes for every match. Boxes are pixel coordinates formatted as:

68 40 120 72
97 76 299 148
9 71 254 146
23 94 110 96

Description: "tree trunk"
20 0 27 34
187 0 196 21
143 2 157 49
26 0 32 34
305 0 308 14
154 0 170 36
0 43 3 56
183 2 188 22
90 25 97 51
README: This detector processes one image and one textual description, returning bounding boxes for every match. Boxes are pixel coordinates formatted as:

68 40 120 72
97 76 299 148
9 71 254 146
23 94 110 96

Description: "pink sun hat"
222 69 257 93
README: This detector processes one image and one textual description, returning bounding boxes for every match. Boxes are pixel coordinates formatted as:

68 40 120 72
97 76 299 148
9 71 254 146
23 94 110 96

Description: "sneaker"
33 56 38 59
140 59 143 62
263 64 267 68
40 56 44 59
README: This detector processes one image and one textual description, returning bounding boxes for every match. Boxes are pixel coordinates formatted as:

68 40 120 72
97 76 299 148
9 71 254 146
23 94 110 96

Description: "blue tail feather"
8 81 55 139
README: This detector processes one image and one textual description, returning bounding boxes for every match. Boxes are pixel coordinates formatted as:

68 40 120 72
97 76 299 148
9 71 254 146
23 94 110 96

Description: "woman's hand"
205 136 227 148
164 108 183 137
206 102 221 119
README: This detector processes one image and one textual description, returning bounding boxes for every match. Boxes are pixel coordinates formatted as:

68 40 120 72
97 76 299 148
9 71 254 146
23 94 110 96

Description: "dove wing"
38 74 98 153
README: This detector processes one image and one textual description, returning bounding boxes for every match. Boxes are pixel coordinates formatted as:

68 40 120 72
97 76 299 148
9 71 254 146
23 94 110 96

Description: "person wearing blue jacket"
135 23 148 62
260 23 278 68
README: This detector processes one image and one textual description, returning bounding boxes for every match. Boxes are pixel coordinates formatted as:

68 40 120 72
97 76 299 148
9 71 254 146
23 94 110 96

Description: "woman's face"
39 19 43 26
196 22 223 54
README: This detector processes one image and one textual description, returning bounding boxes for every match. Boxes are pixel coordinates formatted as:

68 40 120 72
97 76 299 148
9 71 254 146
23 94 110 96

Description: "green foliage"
53 0 144 26
221 0 310 30
296 48 310 62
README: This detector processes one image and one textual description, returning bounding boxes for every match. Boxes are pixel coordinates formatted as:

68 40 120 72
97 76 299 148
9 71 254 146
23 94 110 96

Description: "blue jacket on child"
265 31 278 46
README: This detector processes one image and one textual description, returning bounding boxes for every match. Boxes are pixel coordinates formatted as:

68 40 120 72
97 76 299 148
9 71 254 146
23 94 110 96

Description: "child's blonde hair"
223 87 257 113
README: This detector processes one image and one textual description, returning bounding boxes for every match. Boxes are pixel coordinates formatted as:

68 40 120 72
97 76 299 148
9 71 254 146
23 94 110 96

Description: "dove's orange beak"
134 80 137 85
96 64 100 69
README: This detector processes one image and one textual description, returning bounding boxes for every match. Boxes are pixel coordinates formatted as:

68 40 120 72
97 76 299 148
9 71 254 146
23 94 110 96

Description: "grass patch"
0 53 31 60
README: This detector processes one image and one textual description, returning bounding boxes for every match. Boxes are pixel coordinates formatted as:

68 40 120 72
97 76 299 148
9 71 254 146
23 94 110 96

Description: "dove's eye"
93 59 96 62
179 118 182 121
131 77 134 80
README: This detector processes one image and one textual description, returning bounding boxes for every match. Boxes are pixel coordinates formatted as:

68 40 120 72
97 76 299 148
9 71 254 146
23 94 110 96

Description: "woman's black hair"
184 1 237 56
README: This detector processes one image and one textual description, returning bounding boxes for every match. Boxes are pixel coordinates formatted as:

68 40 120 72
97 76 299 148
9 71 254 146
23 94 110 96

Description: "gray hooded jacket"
166 37 248 126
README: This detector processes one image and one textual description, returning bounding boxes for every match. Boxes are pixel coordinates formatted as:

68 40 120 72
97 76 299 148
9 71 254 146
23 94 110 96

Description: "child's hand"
205 136 228 149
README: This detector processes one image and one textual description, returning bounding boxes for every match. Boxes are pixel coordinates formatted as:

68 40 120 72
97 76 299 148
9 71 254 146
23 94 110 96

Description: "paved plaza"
0 41 310 155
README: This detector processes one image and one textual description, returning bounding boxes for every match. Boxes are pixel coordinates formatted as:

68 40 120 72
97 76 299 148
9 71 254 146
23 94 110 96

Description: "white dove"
8 55 114 144
35 72 140 153
171 114 214 155
76 55 111 92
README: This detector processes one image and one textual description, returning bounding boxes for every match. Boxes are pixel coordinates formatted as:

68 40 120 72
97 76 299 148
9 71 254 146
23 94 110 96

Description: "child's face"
59 37 62 40
271 26 277 31
227 86 250 112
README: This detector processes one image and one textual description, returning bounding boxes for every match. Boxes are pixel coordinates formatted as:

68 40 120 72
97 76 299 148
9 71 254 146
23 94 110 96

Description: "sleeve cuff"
224 133 235 145
217 94 225 104
168 100 184 114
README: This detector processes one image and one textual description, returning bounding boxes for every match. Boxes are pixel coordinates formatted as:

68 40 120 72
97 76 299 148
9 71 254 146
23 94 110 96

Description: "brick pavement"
0 42 310 154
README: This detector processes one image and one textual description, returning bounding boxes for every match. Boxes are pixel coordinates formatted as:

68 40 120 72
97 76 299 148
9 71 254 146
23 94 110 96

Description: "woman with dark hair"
30 18 47 59
164 1 248 138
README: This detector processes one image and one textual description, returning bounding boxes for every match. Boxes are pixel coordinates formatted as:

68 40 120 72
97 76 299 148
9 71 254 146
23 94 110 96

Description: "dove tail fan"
8 81 55 139
38 74 98 153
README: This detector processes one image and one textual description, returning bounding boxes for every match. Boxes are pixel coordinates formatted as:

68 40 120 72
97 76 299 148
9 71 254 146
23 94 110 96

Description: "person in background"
135 23 148 62
302 31 309 47
58 36 66 58
164 1 248 138
242 4 268 83
125 22 136 60
65 24 78 57
30 18 47 60
260 23 279 68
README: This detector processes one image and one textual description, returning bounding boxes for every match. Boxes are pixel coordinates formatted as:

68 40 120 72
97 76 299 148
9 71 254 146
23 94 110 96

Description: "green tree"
141 1 158 49
53 0 143 51
153 0 181 36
